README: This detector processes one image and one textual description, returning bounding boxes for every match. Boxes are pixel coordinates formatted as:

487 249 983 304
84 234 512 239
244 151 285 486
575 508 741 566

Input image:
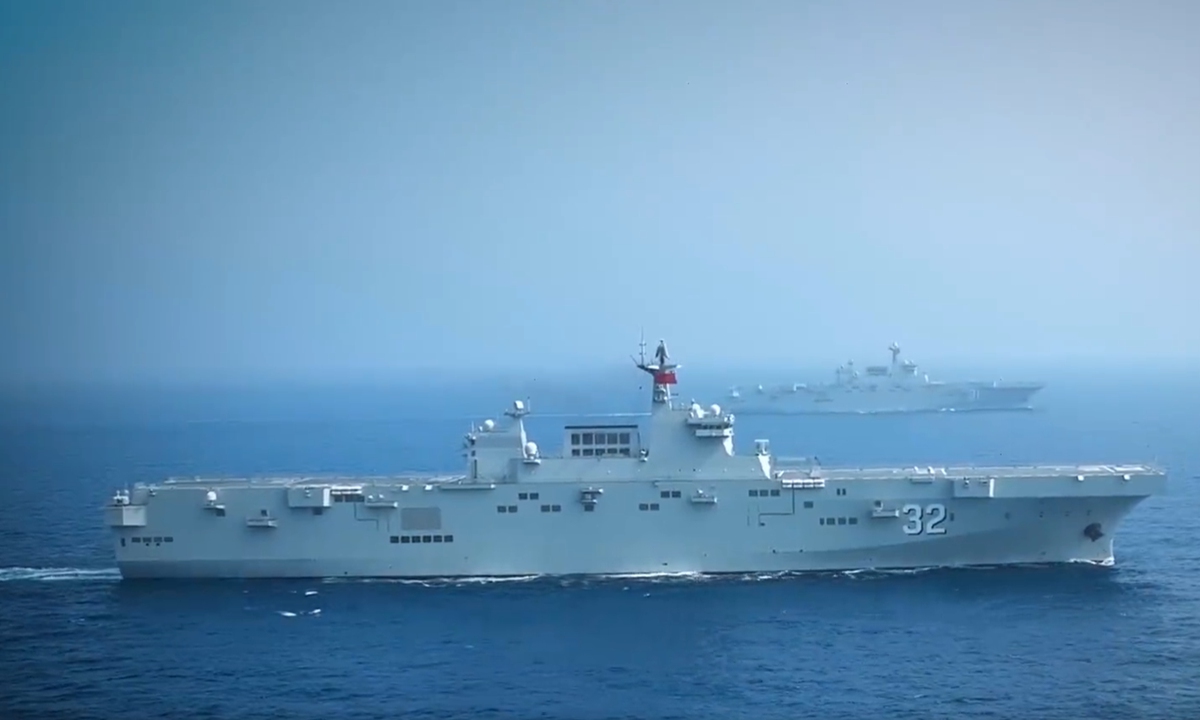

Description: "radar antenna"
632 331 679 404
889 342 901 365
655 339 669 367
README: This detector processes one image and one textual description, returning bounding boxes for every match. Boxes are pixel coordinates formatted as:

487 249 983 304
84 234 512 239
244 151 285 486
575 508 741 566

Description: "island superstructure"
104 338 1163 579
727 343 1045 414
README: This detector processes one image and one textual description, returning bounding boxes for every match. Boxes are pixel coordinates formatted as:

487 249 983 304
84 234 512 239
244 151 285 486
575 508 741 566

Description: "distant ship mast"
633 332 678 405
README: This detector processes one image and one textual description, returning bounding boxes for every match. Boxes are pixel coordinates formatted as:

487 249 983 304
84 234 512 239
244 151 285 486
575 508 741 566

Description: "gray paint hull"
727 382 1044 415
110 481 1150 580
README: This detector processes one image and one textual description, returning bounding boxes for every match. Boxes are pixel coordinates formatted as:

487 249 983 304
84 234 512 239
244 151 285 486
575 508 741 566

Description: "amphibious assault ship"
727 342 1044 415
104 339 1163 579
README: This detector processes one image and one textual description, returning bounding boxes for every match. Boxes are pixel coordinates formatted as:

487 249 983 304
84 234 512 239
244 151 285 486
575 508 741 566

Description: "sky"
1 0 1197 386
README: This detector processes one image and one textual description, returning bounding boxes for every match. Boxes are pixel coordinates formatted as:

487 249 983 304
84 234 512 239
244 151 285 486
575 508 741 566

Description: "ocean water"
1 370 1197 720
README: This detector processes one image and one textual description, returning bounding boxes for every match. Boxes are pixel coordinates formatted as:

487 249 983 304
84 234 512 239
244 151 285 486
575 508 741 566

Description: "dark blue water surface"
1 371 1197 719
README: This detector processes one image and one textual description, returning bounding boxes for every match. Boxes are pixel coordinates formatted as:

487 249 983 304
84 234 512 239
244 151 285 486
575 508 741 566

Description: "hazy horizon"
3 0 1197 386
0 342 1196 393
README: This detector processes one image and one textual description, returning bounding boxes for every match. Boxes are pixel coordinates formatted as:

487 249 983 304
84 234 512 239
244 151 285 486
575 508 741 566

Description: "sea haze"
0 365 1197 719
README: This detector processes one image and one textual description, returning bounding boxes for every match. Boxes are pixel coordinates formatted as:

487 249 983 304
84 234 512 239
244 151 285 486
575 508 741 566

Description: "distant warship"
104 338 1161 579
727 343 1044 414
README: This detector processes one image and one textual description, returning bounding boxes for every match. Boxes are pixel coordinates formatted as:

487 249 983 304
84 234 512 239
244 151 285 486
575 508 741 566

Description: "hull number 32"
901 503 947 535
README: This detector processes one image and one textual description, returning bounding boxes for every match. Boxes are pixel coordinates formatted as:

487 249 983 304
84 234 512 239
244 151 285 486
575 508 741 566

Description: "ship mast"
633 332 678 405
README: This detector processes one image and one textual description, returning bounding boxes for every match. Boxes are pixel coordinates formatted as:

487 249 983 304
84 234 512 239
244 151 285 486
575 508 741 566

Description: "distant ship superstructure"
105 338 1161 579
727 343 1044 414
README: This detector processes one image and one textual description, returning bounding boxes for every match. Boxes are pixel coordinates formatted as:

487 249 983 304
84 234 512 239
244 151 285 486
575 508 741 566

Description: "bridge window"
803 501 813 509
567 425 639 457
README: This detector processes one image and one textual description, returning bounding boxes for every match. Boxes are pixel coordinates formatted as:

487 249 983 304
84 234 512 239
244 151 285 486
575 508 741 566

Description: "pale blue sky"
2 0 1197 385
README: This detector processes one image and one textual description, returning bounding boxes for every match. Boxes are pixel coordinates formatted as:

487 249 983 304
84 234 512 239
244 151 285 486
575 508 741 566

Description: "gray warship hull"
110 473 1152 579
727 381 1044 415
104 338 1162 580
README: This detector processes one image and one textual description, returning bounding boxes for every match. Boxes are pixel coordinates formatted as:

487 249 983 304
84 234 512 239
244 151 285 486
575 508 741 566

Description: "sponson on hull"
104 338 1167 579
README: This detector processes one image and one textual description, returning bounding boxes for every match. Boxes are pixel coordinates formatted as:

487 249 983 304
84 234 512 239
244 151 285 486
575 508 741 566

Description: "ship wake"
314 562 1114 588
0 562 1113 585
0 566 122 583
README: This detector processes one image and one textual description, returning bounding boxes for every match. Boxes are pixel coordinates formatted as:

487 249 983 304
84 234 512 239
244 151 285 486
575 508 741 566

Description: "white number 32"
902 503 947 535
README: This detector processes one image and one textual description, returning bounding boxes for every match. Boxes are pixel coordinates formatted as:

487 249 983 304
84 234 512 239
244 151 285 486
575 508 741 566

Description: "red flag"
654 370 677 385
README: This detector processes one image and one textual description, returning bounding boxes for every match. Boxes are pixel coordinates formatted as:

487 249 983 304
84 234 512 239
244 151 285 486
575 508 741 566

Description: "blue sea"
2 369 1198 720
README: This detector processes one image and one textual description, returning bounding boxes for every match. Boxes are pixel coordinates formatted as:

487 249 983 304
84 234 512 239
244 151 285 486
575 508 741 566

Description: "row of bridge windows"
571 447 633 457
122 536 174 546
390 534 453 544
572 432 632 445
